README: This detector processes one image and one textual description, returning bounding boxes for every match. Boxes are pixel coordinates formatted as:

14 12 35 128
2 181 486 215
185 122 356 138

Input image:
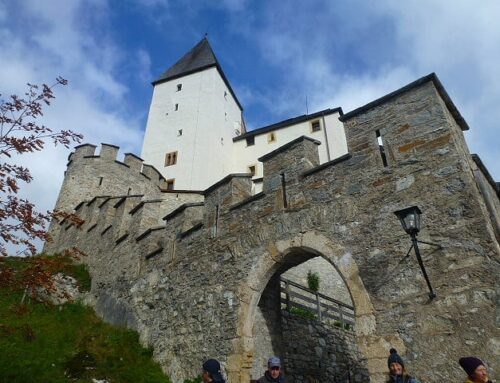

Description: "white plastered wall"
141 67 243 190
231 111 348 181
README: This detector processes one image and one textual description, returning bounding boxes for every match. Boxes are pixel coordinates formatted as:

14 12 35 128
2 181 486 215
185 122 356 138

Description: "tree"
0 78 85 299
0 77 83 257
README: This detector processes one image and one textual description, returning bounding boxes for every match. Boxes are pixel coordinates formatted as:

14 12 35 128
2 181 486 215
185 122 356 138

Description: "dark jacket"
258 371 286 383
387 374 420 383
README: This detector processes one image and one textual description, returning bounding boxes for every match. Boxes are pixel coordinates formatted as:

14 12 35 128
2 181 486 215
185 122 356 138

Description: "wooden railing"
280 277 355 328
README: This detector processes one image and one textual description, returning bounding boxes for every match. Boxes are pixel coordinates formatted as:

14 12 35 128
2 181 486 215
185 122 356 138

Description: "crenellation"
100 143 120 161
71 143 97 161
124 152 144 171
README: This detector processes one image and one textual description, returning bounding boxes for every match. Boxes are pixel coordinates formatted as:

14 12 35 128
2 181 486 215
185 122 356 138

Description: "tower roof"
152 37 243 110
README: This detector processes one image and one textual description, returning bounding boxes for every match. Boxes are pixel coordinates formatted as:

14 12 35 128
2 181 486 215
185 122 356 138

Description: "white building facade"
141 38 348 192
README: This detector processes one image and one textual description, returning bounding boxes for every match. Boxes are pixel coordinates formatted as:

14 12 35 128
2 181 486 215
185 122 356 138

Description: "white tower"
141 37 244 191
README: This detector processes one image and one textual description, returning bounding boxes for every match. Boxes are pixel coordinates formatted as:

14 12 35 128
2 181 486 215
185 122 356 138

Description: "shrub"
307 270 320 292
290 306 317 320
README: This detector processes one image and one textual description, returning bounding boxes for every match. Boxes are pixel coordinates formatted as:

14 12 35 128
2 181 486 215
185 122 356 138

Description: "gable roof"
152 37 243 111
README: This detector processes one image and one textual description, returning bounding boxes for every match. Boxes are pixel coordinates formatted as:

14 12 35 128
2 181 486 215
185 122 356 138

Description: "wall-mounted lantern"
394 206 441 300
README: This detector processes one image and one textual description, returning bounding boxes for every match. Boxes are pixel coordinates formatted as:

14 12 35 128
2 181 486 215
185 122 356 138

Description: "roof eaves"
234 107 343 142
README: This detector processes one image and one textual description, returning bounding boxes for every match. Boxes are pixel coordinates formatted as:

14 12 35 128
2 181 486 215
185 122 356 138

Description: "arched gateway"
229 233 380 383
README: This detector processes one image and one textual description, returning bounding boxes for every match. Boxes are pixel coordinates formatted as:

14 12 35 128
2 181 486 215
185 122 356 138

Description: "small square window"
177 84 182 91
175 103 179 111
165 151 178 166
246 136 255 146
165 179 175 190
248 165 256 176
311 120 321 132
267 132 276 143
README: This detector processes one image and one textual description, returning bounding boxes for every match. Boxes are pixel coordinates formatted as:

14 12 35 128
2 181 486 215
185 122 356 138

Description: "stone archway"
228 231 397 383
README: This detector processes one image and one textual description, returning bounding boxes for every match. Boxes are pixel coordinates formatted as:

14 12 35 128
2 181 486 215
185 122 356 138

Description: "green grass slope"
0 257 171 383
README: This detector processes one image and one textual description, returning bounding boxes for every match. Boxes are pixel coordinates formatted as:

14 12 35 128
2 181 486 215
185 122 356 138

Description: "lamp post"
394 206 440 300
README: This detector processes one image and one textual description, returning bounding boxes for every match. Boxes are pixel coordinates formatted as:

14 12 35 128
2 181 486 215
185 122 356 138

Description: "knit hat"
268 356 281 368
388 348 405 369
459 357 484 377
203 359 224 382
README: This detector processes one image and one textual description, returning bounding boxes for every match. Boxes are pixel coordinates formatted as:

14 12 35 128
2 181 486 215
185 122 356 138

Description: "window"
177 84 182 91
248 165 256 176
376 130 388 167
174 103 179 111
166 179 175 190
246 136 255 146
178 129 183 136
165 151 178 166
311 120 321 132
267 132 276 143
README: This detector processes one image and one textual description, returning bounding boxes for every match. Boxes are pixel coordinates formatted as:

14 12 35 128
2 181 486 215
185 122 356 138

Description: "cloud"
0 0 144 253
229 0 500 178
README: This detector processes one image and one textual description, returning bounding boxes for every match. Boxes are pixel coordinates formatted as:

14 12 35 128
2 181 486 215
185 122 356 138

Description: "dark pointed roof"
153 37 243 110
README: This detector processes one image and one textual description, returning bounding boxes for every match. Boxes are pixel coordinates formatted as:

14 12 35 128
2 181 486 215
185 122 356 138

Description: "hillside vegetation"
0 256 171 383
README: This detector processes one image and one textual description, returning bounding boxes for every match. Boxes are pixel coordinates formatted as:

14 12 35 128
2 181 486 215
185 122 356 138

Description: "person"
459 356 492 383
202 358 225 383
386 348 420 383
258 356 286 383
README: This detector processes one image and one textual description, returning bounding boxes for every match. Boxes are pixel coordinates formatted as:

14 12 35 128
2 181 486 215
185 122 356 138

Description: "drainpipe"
321 112 331 161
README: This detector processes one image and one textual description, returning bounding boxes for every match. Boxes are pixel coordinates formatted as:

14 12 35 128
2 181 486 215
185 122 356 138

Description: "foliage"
183 376 203 383
306 270 320 292
330 320 353 331
0 257 171 382
0 77 83 256
0 253 87 303
289 306 317 320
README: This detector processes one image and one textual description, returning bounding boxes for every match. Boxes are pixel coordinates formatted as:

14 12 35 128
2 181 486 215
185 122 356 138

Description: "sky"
1 0 499 253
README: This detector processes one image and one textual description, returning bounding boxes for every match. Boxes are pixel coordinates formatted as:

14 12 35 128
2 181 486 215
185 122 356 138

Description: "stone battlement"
45 75 500 383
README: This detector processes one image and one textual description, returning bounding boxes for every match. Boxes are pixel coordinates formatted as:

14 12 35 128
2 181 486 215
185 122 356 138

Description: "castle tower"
141 37 245 191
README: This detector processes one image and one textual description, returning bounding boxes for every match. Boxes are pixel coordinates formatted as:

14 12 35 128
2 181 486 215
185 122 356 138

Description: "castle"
45 38 500 383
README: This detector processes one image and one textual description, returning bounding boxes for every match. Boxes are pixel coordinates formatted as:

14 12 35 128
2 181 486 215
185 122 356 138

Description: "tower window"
248 165 256 176
267 132 276 143
165 179 175 190
175 103 179 111
177 84 182 91
311 120 321 132
246 136 255 146
165 151 178 166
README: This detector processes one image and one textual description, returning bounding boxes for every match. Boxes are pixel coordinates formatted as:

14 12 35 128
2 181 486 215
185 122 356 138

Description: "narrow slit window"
213 204 219 237
98 176 103 186
175 103 179 111
376 130 388 167
177 84 182 91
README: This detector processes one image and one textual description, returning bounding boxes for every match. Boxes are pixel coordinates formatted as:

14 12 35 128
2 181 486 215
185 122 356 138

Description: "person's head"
459 357 489 383
387 348 405 376
267 356 282 379
202 359 224 383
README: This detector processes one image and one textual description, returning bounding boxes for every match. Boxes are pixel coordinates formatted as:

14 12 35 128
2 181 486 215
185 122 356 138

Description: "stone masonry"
45 74 500 383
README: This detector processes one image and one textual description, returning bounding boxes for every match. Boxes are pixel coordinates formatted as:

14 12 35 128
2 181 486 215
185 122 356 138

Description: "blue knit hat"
388 348 405 368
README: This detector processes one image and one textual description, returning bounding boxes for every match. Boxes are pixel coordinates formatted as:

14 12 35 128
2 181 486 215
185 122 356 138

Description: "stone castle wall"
46 75 499 383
